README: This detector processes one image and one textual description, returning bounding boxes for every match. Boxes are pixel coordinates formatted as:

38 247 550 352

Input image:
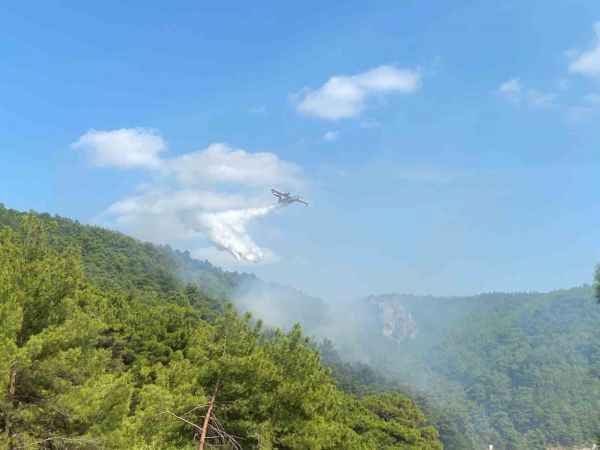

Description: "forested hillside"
0 204 243 298
0 207 443 449
432 289 600 449
329 291 600 450
2 204 598 449
236 278 600 449
237 284 600 449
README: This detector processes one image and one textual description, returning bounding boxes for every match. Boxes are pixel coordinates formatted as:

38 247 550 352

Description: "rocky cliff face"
367 295 417 342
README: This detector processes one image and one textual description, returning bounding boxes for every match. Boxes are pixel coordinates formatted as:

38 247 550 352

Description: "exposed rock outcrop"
367 296 417 342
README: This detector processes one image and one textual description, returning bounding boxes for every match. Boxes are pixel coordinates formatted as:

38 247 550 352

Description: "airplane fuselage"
271 189 309 206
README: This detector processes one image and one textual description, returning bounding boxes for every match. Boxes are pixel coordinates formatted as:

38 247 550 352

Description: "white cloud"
74 131 303 189
105 186 292 264
107 189 248 217
497 78 555 109
102 188 254 244
75 130 305 264
568 22 600 78
295 65 421 120
323 131 339 142
72 128 166 169
167 143 302 188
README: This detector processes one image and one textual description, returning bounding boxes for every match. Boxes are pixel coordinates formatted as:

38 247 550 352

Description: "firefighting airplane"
271 189 309 206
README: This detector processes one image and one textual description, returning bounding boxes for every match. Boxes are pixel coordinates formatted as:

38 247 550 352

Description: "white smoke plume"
187 204 282 262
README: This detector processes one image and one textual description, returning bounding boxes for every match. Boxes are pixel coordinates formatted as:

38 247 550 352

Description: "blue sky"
2 1 600 300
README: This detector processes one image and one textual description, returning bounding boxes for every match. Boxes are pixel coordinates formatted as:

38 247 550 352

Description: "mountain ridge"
1 203 598 449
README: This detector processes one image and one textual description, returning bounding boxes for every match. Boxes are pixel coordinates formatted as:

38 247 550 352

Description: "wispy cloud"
294 65 421 120
568 22 600 78
497 78 556 108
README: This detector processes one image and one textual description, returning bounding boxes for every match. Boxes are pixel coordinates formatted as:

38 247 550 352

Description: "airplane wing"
271 189 286 196
297 199 309 206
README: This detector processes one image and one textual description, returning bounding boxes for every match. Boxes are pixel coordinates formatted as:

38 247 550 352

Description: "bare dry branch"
160 409 203 432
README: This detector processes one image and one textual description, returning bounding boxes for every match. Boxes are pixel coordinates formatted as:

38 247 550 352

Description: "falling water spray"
187 204 284 262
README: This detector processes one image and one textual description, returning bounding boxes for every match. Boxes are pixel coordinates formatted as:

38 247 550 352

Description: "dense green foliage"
3 203 597 449
0 211 442 449
318 339 476 450
345 292 600 450
0 204 242 298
